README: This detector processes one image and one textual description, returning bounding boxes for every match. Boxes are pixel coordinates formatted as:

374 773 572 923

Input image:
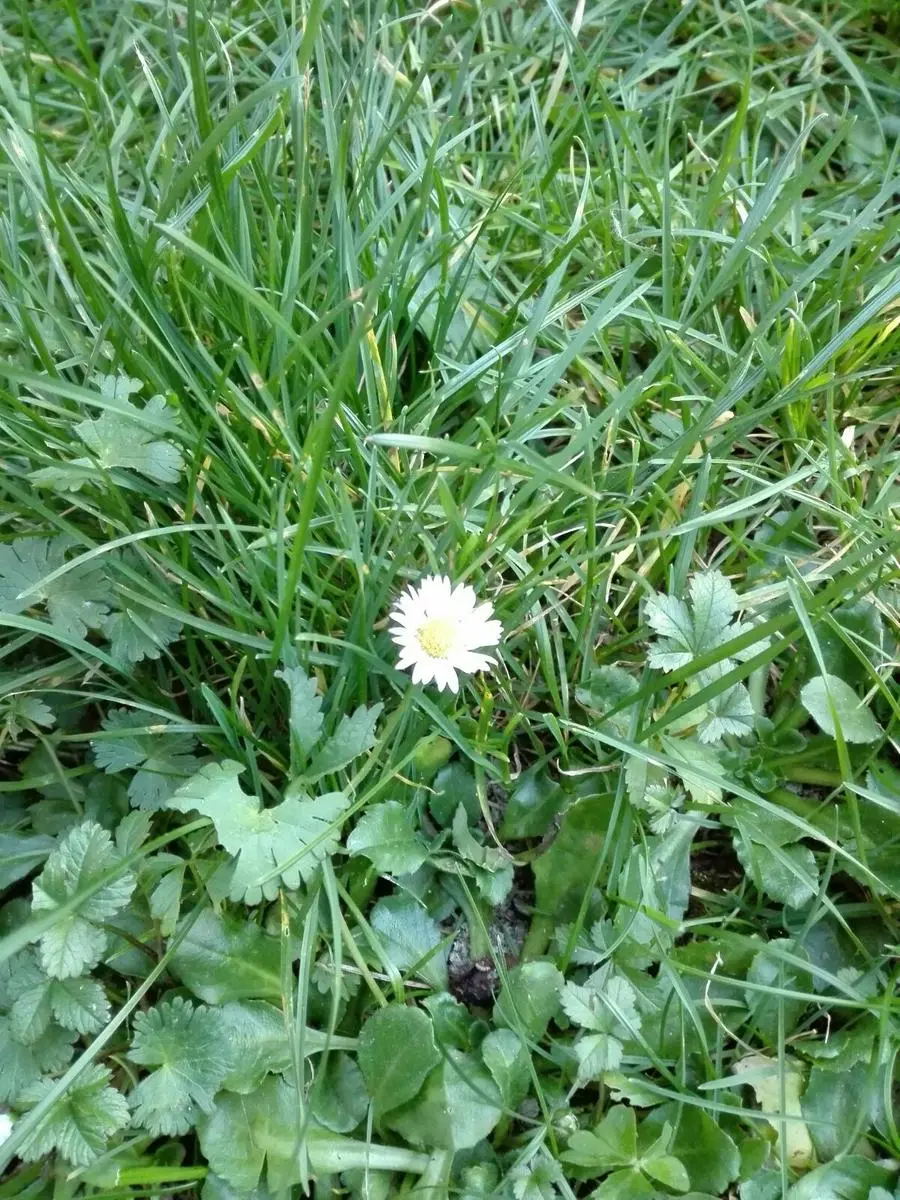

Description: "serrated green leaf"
168 762 349 903
1 695 55 740
31 821 135 978
75 387 184 483
357 1004 441 1118
0 1015 76 1104
92 709 199 811
128 997 230 1136
277 668 324 761
49 976 110 1035
304 703 383 781
369 895 447 989
346 801 427 875
0 537 109 639
103 606 182 666
646 569 766 673
17 1064 129 1166
800 673 882 743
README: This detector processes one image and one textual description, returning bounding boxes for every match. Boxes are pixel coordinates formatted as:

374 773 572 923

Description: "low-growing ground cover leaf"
800 674 883 743
168 762 349 903
369 895 448 989
357 1004 441 1118
92 709 199 811
346 801 428 875
494 961 564 1040
384 1049 502 1150
31 821 135 979
128 998 231 1135
0 537 109 639
277 667 325 761
16 1065 129 1166
169 910 282 1003
305 703 384 781
72 379 184 484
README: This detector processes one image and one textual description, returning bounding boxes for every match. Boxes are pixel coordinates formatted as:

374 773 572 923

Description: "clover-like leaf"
168 762 349 904
128 997 230 1136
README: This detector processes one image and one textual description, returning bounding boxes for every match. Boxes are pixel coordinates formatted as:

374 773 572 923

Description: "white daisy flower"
389 574 502 693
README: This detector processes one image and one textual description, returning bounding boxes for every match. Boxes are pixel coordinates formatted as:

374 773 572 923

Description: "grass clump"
0 1 898 1198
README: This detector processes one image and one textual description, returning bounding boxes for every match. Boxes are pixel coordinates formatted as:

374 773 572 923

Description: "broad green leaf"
800 673 882 743
592 1169 654 1199
369 895 448 989
430 762 479 826
0 536 109 638
734 838 818 909
745 941 812 1043
384 1049 502 1150
346 801 428 875
533 795 615 923
168 762 349 903
92 709 198 811
103 606 182 666
357 1004 441 1118
150 865 184 936
817 600 887 688
494 961 564 1040
697 677 755 743
197 1075 302 1195
311 1053 368 1133
128 997 231 1136
276 668 324 761
660 737 725 806
480 1028 531 1109
16 1064 129 1167
562 1105 637 1170
0 832 55 890
74 386 184 483
642 1155 690 1192
31 821 135 978
785 1156 894 1199
801 1062 872 1162
645 1104 740 1195
498 769 566 839
217 1000 292 1092
169 909 282 1003
304 703 384 781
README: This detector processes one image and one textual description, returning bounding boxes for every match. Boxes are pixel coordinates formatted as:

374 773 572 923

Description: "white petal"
451 583 477 611
396 648 419 669
412 659 435 686
452 650 494 674
444 665 460 693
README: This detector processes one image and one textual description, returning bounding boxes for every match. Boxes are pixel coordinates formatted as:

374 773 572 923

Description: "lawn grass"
0 1 898 1197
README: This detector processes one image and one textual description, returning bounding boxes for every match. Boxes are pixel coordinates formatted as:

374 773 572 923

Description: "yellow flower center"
416 617 455 659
